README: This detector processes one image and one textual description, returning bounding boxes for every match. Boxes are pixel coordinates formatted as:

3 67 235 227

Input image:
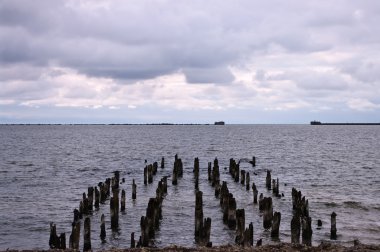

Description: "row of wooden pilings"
50 155 339 250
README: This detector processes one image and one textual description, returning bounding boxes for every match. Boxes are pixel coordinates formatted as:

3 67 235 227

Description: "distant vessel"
310 120 322 125
214 121 225 125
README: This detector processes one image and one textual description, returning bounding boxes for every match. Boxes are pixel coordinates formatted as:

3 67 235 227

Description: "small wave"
362 166 373 170
324 202 339 207
20 163 34 167
344 201 369 211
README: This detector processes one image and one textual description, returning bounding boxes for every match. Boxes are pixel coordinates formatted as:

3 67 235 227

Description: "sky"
1 0 380 124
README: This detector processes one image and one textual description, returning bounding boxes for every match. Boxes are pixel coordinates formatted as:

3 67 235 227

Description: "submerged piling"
266 170 271 190
121 189 126 211
252 183 258 204
246 172 250 191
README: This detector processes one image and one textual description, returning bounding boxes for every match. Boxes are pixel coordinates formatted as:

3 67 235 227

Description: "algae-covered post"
331 212 337 239
83 217 91 252
271 211 281 237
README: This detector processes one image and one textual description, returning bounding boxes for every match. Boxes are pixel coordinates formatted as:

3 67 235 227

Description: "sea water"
0 124 379 250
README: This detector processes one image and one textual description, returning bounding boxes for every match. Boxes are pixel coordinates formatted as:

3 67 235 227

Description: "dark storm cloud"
2 0 366 82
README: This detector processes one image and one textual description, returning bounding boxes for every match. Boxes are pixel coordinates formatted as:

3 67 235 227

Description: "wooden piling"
69 219 80 249
208 162 212 181
148 164 153 184
194 157 199 190
271 212 281 237
161 157 165 168
331 212 337 239
301 216 313 246
144 166 147 185
87 187 94 212
246 172 250 191
235 209 245 245
266 170 271 190
121 189 126 211
100 214 106 242
153 162 158 175
262 197 273 229
59 233 66 249
228 195 237 229
110 197 118 230
252 183 258 204
241 170 246 185
49 223 59 249
83 217 91 252
291 215 300 244
132 179 137 200
195 191 204 238
94 187 100 210
131 232 135 248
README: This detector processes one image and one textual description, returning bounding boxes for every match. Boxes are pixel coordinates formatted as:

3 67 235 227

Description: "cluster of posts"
49 154 338 250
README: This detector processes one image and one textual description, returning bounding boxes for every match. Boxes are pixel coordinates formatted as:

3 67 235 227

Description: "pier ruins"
49 155 338 250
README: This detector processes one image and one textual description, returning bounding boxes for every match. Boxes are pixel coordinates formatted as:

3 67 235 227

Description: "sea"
0 124 379 250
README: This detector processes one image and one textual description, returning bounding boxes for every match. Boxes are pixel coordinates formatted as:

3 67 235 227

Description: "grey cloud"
183 67 235 84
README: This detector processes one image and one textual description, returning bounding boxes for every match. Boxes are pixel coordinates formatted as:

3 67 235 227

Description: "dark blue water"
0 125 379 250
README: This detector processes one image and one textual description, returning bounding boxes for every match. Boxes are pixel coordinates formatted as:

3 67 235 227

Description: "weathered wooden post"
59 233 66 249
235 209 245 245
291 215 300 244
132 179 137 200
195 191 204 239
69 219 80 249
301 216 312 246
153 162 158 175
172 162 178 185
121 189 126 211
252 183 258 204
234 164 240 183
208 162 212 181
49 223 59 249
161 157 165 168
331 212 337 239
87 187 94 212
246 172 250 191
194 157 199 190
250 156 256 166
100 214 106 242
271 212 281 237
203 217 212 246
83 217 91 252
94 187 100 210
240 170 246 185
110 197 118 230
228 195 237 229
148 164 153 184
131 232 135 248
144 166 147 185
262 197 273 229
266 170 271 190
258 193 264 210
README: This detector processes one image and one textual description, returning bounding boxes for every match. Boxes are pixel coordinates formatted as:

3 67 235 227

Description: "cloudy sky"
1 0 380 124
